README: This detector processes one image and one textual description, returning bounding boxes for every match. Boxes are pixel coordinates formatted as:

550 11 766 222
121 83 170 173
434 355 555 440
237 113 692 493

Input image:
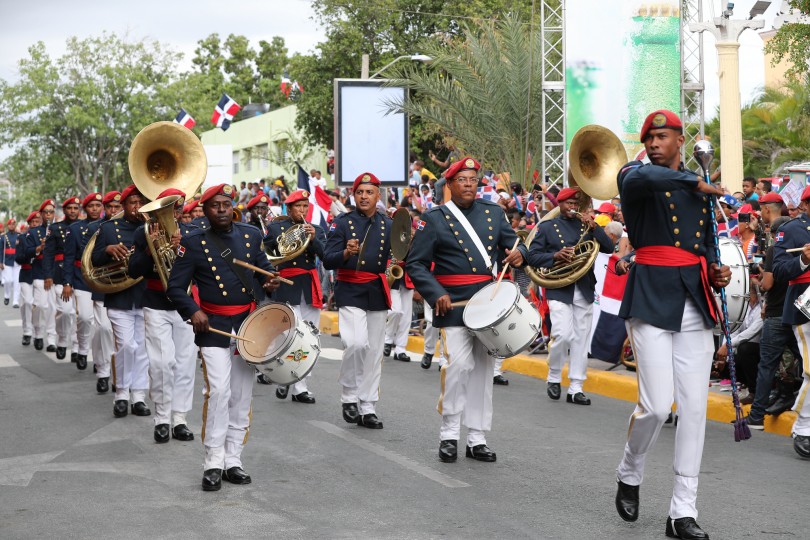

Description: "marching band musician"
18 212 42 346
263 189 326 403
129 188 197 444
406 157 527 463
189 200 210 230
26 200 57 352
61 193 104 372
613 110 729 540
1 218 21 308
91 185 150 418
384 239 415 363
166 183 281 492
323 172 393 429
527 187 614 406
246 192 271 235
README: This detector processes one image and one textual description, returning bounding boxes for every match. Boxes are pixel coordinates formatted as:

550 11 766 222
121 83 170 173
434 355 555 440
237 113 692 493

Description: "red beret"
158 188 186 200
759 191 783 204
352 172 381 193
102 191 121 205
120 184 142 202
81 193 103 208
247 193 270 209
183 200 199 214
26 211 39 223
39 199 55 212
200 183 236 204
801 186 810 202
640 109 683 142
597 202 616 214
444 157 481 180
284 190 310 206
62 196 81 208
6 218 16 226
557 187 580 202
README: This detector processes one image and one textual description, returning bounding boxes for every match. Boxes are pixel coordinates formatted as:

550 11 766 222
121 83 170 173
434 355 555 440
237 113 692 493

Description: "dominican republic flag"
210 94 241 131
280 71 304 100
296 162 332 227
588 253 629 363
476 184 499 202
173 108 196 129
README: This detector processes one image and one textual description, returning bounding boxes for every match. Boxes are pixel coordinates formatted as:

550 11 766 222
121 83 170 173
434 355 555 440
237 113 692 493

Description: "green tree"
764 1 810 80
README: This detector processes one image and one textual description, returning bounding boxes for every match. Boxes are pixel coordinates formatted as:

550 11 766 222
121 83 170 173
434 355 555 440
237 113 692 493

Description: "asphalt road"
0 302 806 540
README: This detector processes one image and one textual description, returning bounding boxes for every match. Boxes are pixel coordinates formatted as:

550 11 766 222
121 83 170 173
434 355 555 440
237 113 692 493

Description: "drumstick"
185 322 255 344
232 258 294 285
786 247 808 253
449 300 468 308
490 238 520 300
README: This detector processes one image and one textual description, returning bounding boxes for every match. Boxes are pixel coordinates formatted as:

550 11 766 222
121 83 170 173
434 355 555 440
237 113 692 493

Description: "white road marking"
0 354 19 368
308 420 469 489
3 320 22 327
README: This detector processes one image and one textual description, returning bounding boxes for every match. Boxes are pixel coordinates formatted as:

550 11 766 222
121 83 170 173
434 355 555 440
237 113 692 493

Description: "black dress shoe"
383 343 392 357
291 391 315 404
46 344 56 352
55 346 66 360
765 394 795 416
439 440 458 462
131 401 151 416
22 335 31 346
223 466 252 485
256 373 273 385
547 382 561 400
275 385 289 399
393 352 410 362
93 364 97 373
76 354 87 370
342 403 359 424
794 434 810 459
113 399 129 418
34 338 43 350
666 516 709 539
356 413 383 429
71 352 78 363
172 424 195 441
154 423 170 443
96 377 109 394
493 374 509 385
421 353 433 369
465 444 497 462
566 392 592 405
202 468 222 491
3 298 8 305
615 480 639 522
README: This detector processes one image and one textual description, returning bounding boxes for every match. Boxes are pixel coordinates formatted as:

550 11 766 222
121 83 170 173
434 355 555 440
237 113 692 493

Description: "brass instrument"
139 194 182 290
233 207 242 223
523 125 626 288
386 208 412 287
81 211 144 294
264 216 312 264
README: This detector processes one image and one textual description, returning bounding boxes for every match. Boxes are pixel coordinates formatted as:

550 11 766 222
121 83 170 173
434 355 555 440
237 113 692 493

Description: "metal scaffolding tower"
681 0 706 170
540 0 566 187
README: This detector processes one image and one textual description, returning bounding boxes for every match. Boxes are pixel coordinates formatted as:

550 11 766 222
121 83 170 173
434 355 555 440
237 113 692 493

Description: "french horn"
264 216 312 264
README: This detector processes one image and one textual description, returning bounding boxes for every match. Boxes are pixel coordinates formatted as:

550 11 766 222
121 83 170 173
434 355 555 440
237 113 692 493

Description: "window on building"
275 139 288 164
257 144 269 169
232 151 239 174
245 149 253 172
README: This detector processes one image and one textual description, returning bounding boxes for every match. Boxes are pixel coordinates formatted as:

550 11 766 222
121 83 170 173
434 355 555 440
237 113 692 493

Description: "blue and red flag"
173 108 196 129
210 94 241 131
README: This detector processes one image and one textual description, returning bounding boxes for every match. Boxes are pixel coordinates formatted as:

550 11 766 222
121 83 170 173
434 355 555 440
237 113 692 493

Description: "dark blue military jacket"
15 234 33 285
23 225 48 281
166 221 276 348
1 231 18 266
264 218 326 306
772 213 810 325
406 199 528 327
63 218 96 291
91 216 147 310
618 161 718 331
323 210 392 311
191 216 210 230
527 215 614 303
43 218 77 284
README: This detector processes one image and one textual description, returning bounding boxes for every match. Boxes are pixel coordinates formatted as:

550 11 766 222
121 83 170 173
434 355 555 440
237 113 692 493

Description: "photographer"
736 204 761 261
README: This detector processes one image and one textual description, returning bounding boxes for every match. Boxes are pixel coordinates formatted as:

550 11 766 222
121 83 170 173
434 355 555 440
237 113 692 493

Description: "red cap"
81 193 103 208
801 186 810 202
352 172 381 193
200 183 236 204
557 187 580 202
39 199 55 212
157 188 186 207
640 109 683 142
444 157 481 180
62 196 81 209
183 200 199 214
120 184 141 202
759 191 783 204
6 218 16 226
102 191 121 205
597 202 616 214
247 193 270 209
284 190 310 206
26 211 39 223
735 203 759 218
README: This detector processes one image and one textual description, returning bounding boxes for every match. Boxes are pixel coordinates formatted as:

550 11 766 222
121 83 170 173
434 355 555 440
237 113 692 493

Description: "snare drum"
237 303 321 385
462 281 541 358
715 238 750 334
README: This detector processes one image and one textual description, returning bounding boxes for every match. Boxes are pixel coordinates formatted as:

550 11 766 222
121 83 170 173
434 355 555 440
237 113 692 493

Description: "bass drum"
238 303 321 385
462 281 540 358
715 238 750 334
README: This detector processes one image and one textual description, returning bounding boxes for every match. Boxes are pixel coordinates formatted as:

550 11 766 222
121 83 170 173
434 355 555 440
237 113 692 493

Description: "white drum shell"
714 238 750 334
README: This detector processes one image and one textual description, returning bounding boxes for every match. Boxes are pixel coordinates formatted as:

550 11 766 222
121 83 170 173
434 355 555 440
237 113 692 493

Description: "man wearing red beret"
246 193 271 235
25 200 57 352
323 172 393 429
614 109 730 540
17 212 43 346
1 218 20 308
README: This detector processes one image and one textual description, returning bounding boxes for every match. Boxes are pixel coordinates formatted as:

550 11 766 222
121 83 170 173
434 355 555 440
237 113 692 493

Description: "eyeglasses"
453 177 478 185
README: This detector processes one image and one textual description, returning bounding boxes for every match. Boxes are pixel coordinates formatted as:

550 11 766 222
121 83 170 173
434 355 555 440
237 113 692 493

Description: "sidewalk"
319 311 797 437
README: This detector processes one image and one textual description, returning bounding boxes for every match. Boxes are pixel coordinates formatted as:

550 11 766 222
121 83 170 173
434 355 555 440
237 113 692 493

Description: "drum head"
238 303 296 364
463 281 519 330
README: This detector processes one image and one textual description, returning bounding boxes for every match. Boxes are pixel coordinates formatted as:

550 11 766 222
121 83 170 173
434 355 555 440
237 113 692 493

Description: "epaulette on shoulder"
476 198 500 207
184 228 206 240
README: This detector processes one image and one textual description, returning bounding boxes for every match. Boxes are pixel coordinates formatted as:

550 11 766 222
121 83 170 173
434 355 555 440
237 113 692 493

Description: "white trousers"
144 307 197 426
73 289 94 356
92 301 113 378
547 288 593 394
107 308 148 402
3 265 20 304
32 279 56 344
285 296 321 395
423 301 446 363
616 299 714 519
385 287 414 354
791 323 810 436
20 282 34 337
200 340 255 470
53 284 77 350
338 307 386 415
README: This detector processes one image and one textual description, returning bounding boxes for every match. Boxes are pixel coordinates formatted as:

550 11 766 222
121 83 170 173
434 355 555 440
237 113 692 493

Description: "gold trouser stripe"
109 321 120 387
437 328 451 415
794 325 810 414
626 324 644 439
243 402 253 445
200 350 211 442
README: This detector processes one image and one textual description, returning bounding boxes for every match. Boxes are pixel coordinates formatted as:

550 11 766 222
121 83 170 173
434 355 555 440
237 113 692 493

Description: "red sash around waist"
337 269 391 308
200 300 256 317
435 274 493 287
789 271 810 286
634 246 717 323
21 264 32 270
4 248 15 255
35 254 43 260
280 267 323 309
73 260 82 268
54 254 64 261
146 278 164 292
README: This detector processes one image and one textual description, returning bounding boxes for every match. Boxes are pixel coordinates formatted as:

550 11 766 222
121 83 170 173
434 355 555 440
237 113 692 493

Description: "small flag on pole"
173 108 196 129
210 93 241 131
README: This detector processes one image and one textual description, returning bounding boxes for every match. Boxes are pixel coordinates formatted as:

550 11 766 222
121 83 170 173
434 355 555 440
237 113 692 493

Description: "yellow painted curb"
320 311 339 335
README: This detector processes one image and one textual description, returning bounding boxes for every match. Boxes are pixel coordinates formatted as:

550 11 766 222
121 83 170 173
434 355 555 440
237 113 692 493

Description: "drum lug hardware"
491 328 499 336
506 344 513 354
515 305 523 314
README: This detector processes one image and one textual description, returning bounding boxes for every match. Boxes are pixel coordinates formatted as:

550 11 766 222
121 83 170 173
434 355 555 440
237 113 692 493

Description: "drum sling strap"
443 201 497 278
204 228 258 304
